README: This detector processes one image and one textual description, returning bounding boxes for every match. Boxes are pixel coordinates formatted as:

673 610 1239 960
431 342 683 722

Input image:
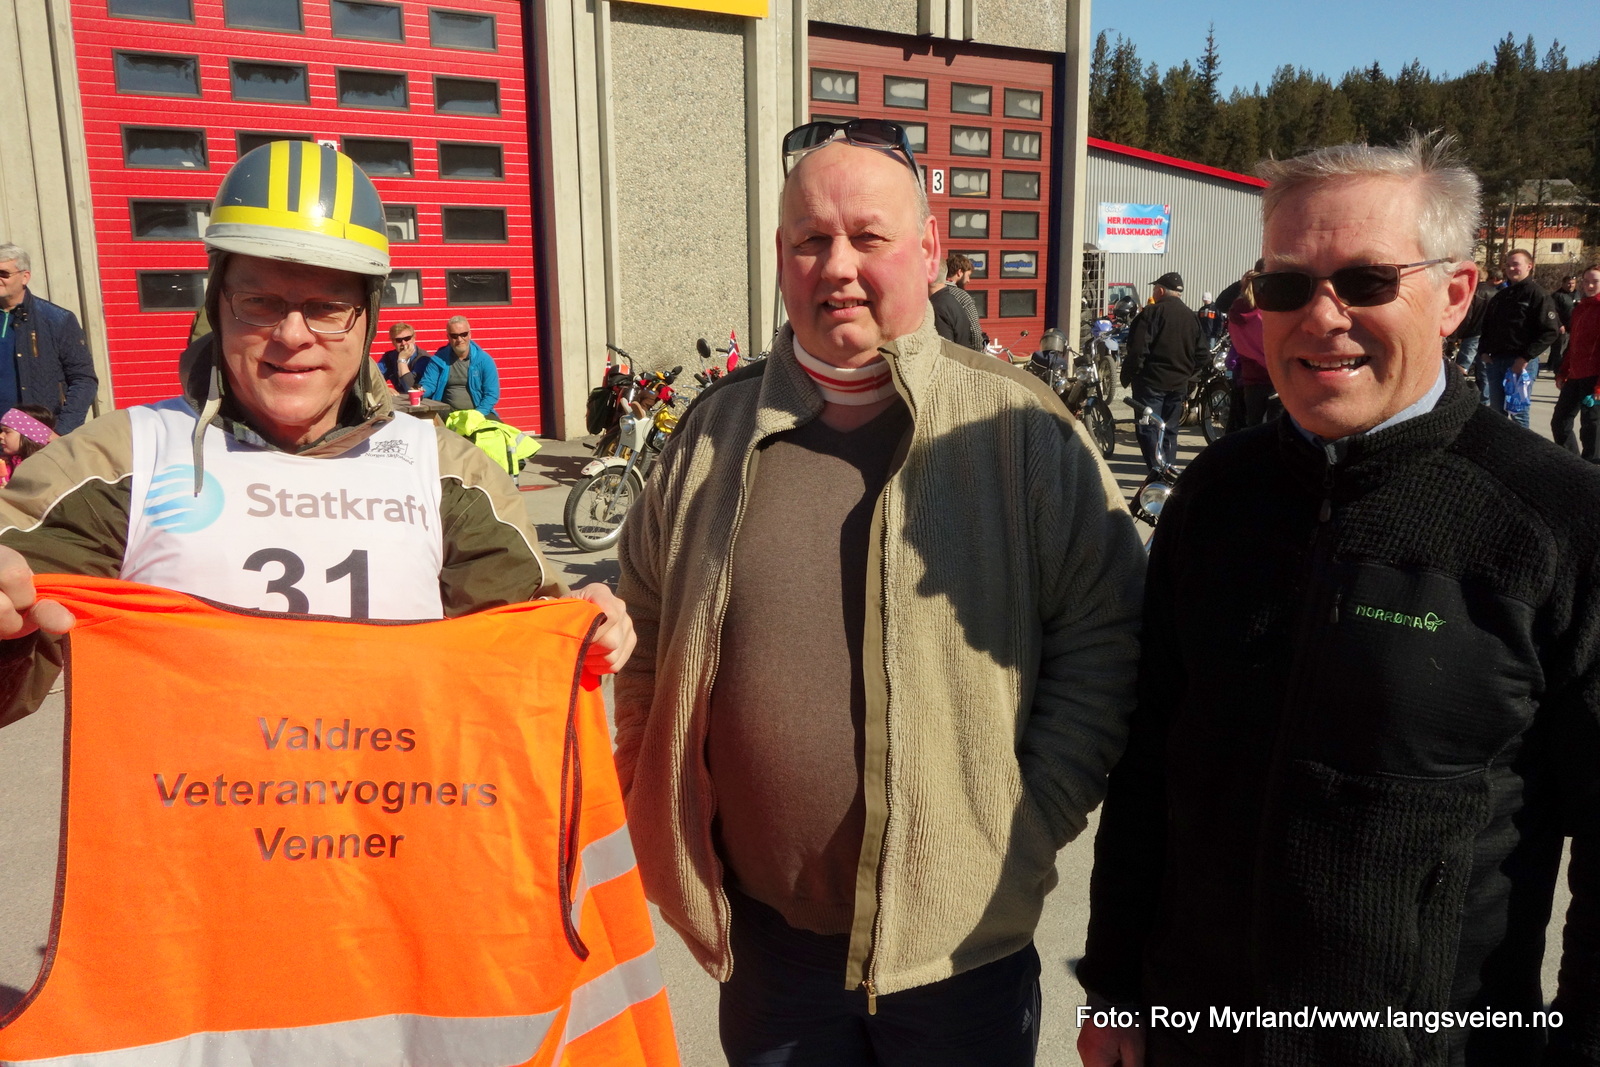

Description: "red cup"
407 389 423 406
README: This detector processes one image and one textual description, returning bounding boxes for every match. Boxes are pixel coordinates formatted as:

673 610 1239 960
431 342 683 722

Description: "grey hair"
0 244 31 272
447 314 471 329
1258 132 1480 279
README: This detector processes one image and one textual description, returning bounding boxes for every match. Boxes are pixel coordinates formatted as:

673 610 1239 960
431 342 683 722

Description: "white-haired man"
617 118 1144 1064
1079 135 1600 1066
419 314 500 417
0 243 98 433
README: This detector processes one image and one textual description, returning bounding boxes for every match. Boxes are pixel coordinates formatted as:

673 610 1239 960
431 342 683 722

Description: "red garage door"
809 25 1057 353
72 0 543 432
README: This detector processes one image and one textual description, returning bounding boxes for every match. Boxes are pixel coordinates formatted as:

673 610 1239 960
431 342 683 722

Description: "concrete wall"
608 5 750 373
0 0 112 415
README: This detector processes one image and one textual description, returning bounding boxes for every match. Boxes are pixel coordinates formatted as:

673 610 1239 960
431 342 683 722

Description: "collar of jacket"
177 332 394 459
1498 276 1546 300
752 306 941 438
1274 359 1479 495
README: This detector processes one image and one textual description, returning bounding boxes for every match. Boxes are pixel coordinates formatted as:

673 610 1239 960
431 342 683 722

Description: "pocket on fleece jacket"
1255 759 1488 1018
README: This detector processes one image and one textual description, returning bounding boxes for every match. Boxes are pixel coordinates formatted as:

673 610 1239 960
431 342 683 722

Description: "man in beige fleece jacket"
616 119 1145 1066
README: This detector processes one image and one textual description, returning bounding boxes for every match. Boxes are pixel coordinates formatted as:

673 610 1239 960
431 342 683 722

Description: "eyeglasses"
393 335 415 345
0 269 24 281
225 290 363 335
782 119 919 177
448 330 470 340
1250 259 1452 313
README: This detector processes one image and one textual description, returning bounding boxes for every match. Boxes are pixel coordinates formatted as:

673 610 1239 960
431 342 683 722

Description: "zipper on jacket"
1248 445 1342 988
858 482 895 1015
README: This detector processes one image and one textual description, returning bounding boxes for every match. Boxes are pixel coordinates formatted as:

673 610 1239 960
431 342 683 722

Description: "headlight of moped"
1138 482 1172 517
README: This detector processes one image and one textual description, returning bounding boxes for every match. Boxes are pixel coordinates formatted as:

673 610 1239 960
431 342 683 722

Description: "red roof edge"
1087 137 1269 189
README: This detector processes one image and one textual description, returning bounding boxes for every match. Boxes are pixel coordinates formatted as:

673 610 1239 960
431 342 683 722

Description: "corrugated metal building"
1085 137 1266 310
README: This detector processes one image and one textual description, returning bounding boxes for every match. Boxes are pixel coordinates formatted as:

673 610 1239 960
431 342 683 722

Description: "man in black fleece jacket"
1122 271 1205 473
1079 135 1600 1067
1480 248 1560 427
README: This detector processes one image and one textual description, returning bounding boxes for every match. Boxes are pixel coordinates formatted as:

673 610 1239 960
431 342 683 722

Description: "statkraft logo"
145 464 224 534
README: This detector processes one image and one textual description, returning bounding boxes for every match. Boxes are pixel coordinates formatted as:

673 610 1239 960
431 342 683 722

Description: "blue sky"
1091 1 1600 96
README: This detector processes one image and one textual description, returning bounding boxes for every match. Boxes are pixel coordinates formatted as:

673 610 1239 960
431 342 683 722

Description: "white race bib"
124 400 445 620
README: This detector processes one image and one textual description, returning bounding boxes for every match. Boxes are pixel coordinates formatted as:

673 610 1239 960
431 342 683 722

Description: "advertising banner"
1096 202 1172 254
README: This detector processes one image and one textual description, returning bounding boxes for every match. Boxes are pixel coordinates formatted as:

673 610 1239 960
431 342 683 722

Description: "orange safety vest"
0 575 678 1066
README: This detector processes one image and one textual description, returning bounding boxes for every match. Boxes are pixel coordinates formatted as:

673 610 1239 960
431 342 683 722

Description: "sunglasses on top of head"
1250 259 1452 312
782 119 919 177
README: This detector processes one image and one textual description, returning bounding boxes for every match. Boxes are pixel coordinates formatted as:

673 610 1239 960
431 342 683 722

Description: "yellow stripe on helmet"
332 152 354 225
298 142 323 219
210 204 389 254
266 141 292 213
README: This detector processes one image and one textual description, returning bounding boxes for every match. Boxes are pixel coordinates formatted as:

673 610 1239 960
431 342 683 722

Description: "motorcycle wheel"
564 467 644 552
1085 400 1115 460
1201 380 1232 445
1094 345 1120 405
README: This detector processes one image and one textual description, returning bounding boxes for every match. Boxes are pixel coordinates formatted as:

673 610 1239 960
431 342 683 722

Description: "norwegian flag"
726 329 741 373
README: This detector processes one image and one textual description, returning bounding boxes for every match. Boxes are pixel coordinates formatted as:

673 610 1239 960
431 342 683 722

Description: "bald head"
782 141 931 224
776 141 941 368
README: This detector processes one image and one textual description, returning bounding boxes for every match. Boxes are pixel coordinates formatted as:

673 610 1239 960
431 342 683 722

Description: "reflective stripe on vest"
0 576 679 1067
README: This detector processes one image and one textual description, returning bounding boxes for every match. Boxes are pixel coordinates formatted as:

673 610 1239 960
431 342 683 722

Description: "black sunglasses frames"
782 119 919 177
1250 259 1452 312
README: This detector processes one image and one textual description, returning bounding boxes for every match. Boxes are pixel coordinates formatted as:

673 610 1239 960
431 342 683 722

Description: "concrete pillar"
1055 0 1092 342
0 0 112 415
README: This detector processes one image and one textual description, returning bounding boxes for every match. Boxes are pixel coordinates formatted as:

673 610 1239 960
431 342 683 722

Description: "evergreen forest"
1087 29 1600 265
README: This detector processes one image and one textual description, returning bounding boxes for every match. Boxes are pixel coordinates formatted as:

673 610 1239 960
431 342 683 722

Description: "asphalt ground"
0 368 1576 1063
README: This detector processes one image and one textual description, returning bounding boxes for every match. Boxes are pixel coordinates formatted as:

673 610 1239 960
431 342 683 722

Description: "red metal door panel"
808 26 1056 355
72 0 543 432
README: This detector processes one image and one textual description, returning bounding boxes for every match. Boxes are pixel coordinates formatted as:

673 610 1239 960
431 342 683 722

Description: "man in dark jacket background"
0 244 97 434
1479 248 1559 427
1078 135 1600 1067
1553 273 1580 378
1121 271 1203 474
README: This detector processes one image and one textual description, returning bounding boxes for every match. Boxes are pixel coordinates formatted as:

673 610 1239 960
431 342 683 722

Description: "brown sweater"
707 401 910 935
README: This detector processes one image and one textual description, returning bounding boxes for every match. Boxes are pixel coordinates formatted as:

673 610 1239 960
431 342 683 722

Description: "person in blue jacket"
0 244 98 434
420 315 499 418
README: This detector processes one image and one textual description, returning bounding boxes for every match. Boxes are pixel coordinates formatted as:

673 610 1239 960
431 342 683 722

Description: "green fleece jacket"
615 315 1146 997
0 335 559 726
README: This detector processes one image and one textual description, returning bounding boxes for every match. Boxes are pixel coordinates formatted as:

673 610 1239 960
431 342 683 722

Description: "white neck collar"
792 341 898 406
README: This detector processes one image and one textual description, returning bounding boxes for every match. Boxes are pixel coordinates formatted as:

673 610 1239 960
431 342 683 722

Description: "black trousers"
1551 375 1600 461
1131 383 1183 473
718 888 1042 1067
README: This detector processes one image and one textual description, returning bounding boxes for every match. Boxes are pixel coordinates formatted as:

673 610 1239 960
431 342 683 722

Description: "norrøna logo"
1351 603 1447 632
146 464 225 534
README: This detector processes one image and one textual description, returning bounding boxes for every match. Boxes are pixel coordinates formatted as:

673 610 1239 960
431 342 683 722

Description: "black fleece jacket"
1480 277 1561 361
1080 367 1600 1066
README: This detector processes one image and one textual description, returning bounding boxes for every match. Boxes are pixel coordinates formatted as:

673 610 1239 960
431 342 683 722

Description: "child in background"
0 405 58 486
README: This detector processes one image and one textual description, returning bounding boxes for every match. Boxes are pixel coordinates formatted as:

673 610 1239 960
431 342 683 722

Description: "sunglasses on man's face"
782 119 918 177
1250 259 1452 312
0 269 24 281
394 335 415 345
